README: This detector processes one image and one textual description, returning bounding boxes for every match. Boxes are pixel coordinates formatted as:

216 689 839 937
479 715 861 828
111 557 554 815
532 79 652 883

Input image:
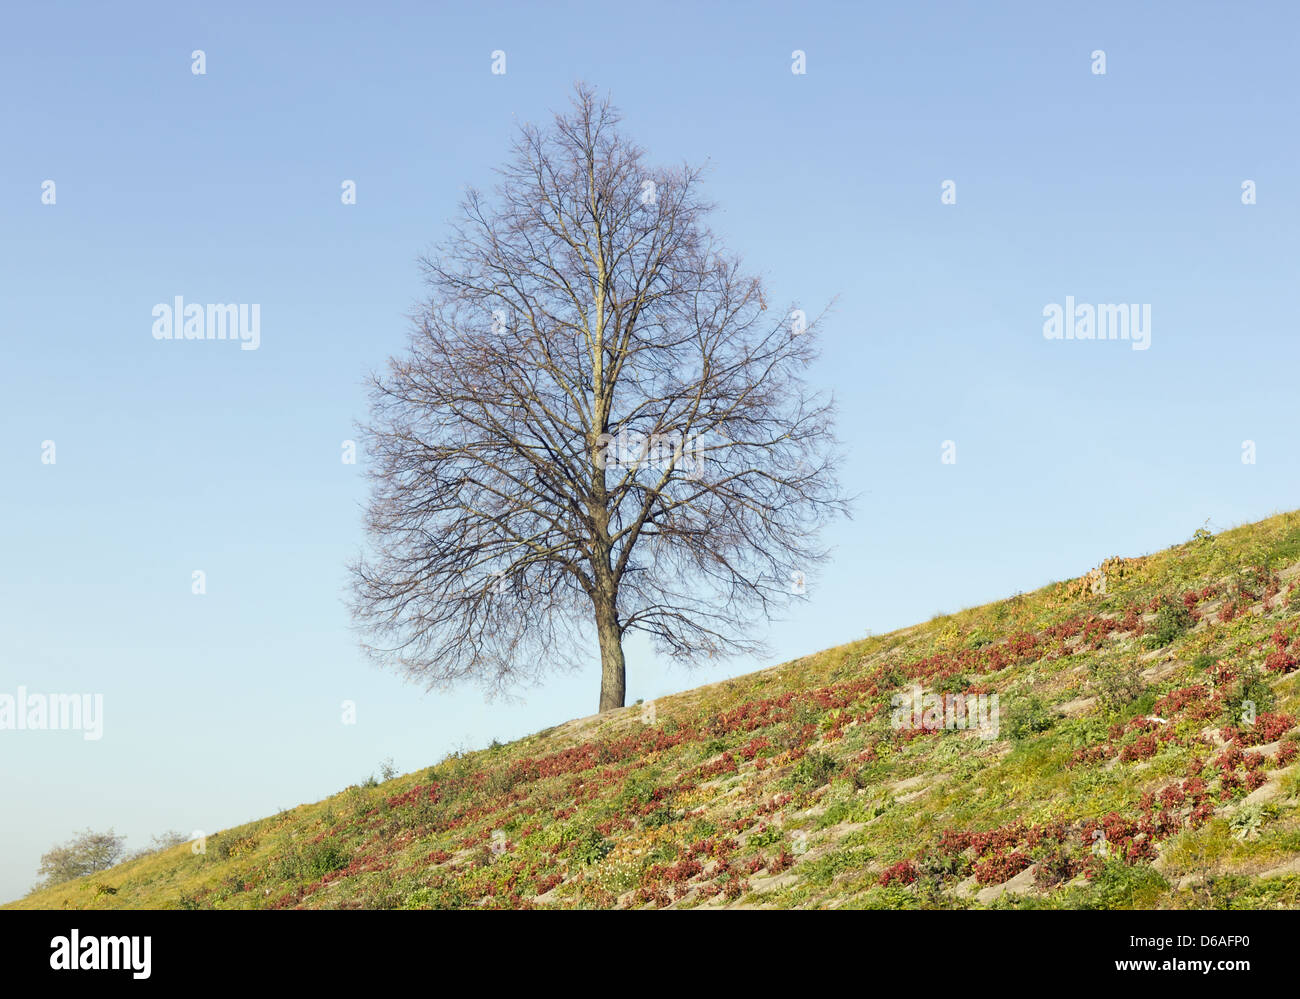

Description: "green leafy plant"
572 829 614 866
1005 694 1054 742
1090 661 1145 712
787 751 837 790
1228 804 1274 841
1145 597 1195 648
1227 672 1276 727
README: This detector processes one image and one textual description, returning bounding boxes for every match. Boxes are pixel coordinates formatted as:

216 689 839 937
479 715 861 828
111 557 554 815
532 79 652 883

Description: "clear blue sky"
2 0 1298 903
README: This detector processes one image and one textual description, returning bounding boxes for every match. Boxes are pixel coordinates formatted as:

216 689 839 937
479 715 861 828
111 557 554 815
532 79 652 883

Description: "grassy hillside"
12 512 1300 910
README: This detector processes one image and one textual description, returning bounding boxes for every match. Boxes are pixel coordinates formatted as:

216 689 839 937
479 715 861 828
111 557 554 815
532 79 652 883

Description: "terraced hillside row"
12 512 1300 909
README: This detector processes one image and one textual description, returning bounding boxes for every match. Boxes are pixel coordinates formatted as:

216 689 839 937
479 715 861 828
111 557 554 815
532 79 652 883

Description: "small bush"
1227 673 1276 728
274 841 349 882
1091 662 1145 712
571 828 613 865
747 827 782 848
305 842 349 879
1076 860 1167 909
642 807 677 829
700 738 728 758
1146 597 1195 647
787 751 837 790
1005 695 1054 742
125 830 189 862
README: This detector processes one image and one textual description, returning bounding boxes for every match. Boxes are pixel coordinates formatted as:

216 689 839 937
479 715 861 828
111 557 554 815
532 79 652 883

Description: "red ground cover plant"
1182 775 1209 799
631 886 672 907
1034 848 1086 888
1120 604 1146 634
644 858 702 885
1264 649 1298 674
698 752 739 779
688 836 738 860
938 829 973 856
1120 733 1159 763
1189 801 1216 827
969 821 1029 856
1210 661 1238 687
877 860 919 886
721 876 750 900
1223 712 1295 747
972 850 1031 885
736 736 773 761
1154 685 1210 718
755 793 793 815
1214 745 1243 773
1068 745 1112 768
1219 772 1241 800
767 847 795 874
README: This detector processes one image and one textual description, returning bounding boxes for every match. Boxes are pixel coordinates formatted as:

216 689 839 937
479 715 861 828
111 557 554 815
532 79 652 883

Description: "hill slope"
12 513 1300 910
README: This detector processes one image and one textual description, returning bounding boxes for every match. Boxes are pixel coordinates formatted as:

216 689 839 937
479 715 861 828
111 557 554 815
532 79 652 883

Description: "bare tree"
35 828 126 890
351 84 847 713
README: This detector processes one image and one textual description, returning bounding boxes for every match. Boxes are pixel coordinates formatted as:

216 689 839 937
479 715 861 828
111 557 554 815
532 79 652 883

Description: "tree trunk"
595 590 626 712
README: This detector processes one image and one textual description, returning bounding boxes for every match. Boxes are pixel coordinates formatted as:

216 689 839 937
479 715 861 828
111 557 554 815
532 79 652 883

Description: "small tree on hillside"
350 84 847 712
35 828 126 890
126 829 189 861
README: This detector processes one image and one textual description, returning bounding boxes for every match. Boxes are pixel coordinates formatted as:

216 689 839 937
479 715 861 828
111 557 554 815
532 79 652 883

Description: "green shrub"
787 751 838 790
485 765 523 796
747 827 783 848
642 806 677 829
1090 661 1145 712
1005 695 1054 742
303 842 349 879
1145 597 1194 647
1072 860 1167 909
937 673 972 694
571 829 613 866
402 883 468 909
1227 672 1276 727
274 841 349 881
